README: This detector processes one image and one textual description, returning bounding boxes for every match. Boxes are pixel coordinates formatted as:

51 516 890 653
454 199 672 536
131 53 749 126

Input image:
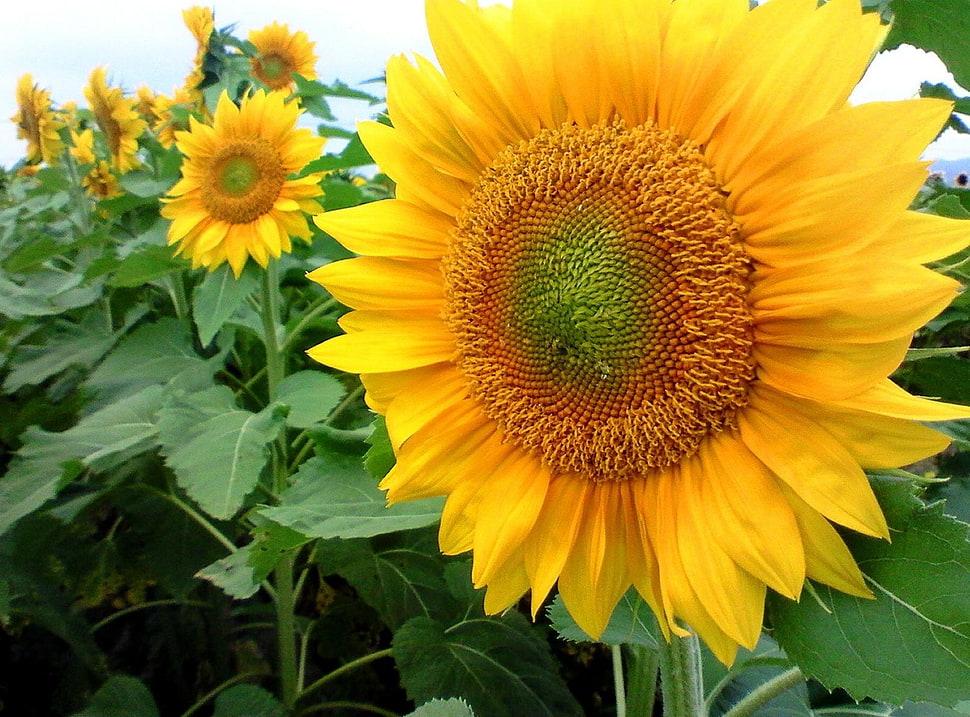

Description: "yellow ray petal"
385 367 471 449
510 0 568 129
740 385 889 539
308 257 444 311
873 211 970 265
360 363 452 414
483 547 531 615
358 121 470 215
727 100 952 203
313 199 452 259
522 474 591 615
833 378 970 422
778 483 871 598
472 450 551 586
382 400 496 502
425 0 538 146
307 312 453 373
752 259 959 346
700 434 805 599
754 337 911 402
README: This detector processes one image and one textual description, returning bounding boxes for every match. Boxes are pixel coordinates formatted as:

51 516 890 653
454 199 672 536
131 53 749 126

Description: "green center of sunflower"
255 54 293 90
444 118 755 481
261 55 287 80
202 137 286 224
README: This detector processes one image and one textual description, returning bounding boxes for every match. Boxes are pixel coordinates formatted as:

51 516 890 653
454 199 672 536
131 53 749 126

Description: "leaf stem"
91 599 209 633
298 648 394 702
658 631 704 717
280 294 338 353
612 645 627 717
721 667 804 717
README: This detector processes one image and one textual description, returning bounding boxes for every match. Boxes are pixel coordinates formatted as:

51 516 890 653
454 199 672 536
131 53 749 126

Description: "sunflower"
84 67 147 174
161 90 325 277
249 22 318 91
11 74 65 165
152 88 196 149
308 0 970 665
82 160 122 200
70 128 96 165
183 6 214 96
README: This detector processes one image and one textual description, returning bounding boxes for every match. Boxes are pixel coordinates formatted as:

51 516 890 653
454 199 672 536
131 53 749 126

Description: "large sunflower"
84 67 147 174
161 90 325 277
248 22 318 91
11 74 65 165
308 0 970 665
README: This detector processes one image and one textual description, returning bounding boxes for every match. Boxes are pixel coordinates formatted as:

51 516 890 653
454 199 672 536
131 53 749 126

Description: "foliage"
1 0 970 715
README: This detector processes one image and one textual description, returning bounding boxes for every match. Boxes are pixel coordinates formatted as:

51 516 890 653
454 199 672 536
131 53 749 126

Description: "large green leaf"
318 531 458 630
192 263 259 346
393 614 583 717
0 386 164 536
257 455 444 538
212 685 284 717
158 387 287 519
885 0 970 91
769 478 970 706
86 317 225 403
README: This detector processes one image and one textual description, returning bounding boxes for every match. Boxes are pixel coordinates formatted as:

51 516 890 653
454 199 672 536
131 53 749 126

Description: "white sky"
2 0 969 168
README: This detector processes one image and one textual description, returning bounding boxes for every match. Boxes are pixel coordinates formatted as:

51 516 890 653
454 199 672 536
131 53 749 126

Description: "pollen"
444 118 755 480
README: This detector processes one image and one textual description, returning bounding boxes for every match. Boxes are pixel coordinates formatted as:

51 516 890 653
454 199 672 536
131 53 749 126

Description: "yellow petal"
385 367 470 449
308 257 444 311
313 199 452 259
873 211 970 265
833 379 970 422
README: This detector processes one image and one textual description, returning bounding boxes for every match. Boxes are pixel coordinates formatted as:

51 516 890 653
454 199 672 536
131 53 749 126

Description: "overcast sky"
2 0 969 168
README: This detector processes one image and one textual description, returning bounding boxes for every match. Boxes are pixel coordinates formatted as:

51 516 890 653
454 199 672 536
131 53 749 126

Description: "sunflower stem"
659 631 705 717
260 257 299 709
624 644 660 716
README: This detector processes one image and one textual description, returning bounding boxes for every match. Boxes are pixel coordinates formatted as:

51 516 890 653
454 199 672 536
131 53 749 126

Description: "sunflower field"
4 1 970 715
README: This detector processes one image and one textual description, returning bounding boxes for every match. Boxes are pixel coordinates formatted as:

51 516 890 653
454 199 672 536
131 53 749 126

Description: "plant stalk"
659 631 705 717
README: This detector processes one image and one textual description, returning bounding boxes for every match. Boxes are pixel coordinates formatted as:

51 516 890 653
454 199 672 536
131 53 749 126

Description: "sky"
2 0 969 168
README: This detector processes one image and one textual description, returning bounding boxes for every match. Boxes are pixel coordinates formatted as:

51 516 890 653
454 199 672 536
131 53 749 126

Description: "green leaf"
86 318 225 402
192 262 259 346
275 370 346 428
213 684 285 717
318 531 458 630
407 698 477 717
548 588 660 648
769 478 970 706
257 455 444 538
72 675 159 717
364 417 396 479
0 386 164 536
304 134 374 173
107 244 189 288
196 548 260 599
393 614 583 717
885 0 970 91
158 388 287 519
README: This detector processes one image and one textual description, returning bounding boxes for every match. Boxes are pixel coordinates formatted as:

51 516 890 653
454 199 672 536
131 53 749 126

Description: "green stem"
180 671 271 717
624 644 660 716
167 274 190 319
659 631 704 717
299 702 398 717
280 295 338 353
91 599 209 633
721 667 804 717
261 259 284 400
612 645 627 717
274 554 299 709
298 648 394 702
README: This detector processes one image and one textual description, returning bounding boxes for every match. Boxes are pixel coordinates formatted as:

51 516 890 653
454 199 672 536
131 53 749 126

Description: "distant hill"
931 158 970 183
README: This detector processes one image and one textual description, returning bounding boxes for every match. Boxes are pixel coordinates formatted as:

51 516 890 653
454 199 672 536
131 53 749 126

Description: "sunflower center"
260 54 288 81
202 137 286 224
444 118 755 481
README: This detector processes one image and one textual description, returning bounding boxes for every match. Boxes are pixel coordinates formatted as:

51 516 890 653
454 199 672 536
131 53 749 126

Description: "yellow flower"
84 67 147 174
82 160 121 199
183 6 214 96
161 90 326 277
152 88 196 149
70 128 96 165
249 21 318 91
11 74 65 165
308 0 970 665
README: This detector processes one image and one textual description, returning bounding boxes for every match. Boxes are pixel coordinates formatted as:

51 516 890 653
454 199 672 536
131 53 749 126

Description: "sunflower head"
82 160 122 200
70 128 96 165
83 67 148 174
182 6 215 96
11 74 65 166
307 0 970 665
248 21 318 91
161 89 325 277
